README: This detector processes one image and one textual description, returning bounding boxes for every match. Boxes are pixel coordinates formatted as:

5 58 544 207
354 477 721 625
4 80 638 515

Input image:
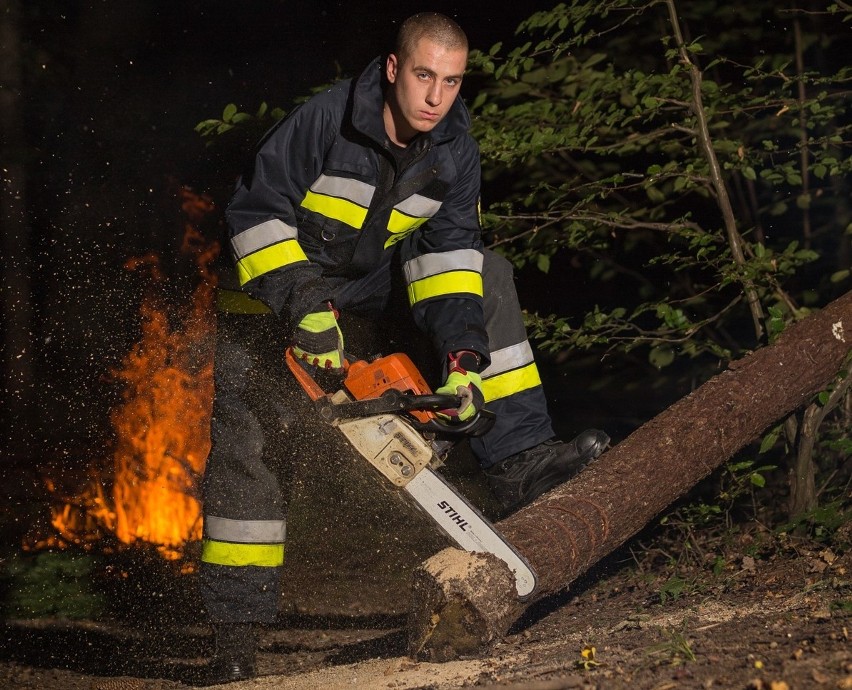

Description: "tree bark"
408 289 852 661
788 372 852 518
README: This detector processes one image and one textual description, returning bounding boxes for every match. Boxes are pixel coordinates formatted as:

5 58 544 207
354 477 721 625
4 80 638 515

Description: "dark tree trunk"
409 290 852 661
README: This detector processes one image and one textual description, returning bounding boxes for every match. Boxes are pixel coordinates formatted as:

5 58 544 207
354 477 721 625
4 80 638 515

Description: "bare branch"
665 0 766 342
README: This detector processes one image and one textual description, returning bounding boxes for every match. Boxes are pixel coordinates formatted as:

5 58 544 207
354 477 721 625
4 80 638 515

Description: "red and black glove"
436 350 484 422
291 302 344 370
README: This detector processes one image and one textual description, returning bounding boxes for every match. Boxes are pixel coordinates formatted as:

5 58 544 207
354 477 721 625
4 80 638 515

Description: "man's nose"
426 83 442 107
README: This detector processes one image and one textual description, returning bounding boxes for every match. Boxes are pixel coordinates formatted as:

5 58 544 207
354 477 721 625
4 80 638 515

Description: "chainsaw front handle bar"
314 389 495 438
314 389 460 421
412 407 496 438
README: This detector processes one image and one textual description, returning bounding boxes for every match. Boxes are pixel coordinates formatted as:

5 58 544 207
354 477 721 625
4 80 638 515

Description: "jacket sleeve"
401 138 490 366
225 93 341 334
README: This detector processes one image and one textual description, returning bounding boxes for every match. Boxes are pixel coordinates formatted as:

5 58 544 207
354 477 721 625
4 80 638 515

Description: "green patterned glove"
292 302 344 370
435 350 484 422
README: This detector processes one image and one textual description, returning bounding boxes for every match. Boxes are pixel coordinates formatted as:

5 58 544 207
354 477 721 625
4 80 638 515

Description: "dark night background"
3 1 547 462
2 7 850 686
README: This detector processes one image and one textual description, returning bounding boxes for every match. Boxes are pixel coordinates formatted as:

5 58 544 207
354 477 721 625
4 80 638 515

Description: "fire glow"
41 188 219 559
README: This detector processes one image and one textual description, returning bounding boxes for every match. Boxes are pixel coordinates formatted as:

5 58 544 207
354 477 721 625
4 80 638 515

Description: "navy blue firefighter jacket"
224 57 489 364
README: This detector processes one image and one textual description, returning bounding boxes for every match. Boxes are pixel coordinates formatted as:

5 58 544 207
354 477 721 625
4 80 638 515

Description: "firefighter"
194 12 609 685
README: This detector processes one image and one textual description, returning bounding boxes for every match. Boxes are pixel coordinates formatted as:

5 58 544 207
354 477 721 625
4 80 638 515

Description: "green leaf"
758 427 780 454
537 254 551 274
646 186 666 203
649 345 675 369
194 119 220 134
222 103 238 122
830 269 850 283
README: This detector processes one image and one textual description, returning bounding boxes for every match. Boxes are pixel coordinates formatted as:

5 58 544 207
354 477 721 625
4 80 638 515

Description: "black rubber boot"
187 623 258 686
483 429 610 514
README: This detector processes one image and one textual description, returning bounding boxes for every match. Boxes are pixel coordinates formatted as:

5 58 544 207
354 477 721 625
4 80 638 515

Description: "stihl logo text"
437 500 469 531
393 432 418 454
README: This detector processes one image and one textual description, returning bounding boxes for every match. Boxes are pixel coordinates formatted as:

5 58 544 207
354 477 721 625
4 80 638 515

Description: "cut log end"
407 547 518 661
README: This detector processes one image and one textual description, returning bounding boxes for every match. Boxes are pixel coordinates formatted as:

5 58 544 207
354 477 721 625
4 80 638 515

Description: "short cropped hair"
394 12 468 63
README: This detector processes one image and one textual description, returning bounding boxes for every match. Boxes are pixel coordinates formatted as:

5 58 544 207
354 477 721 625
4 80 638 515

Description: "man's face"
384 37 467 145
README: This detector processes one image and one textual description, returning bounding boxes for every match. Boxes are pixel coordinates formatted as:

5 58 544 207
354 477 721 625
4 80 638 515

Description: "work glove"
291 302 345 370
435 350 484 422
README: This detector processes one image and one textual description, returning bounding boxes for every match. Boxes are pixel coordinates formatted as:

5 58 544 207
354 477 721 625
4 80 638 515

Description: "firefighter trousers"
200 249 554 623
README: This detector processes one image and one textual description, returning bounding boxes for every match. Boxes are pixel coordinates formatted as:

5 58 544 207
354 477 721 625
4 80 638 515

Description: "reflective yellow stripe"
481 362 542 402
406 270 483 305
216 289 271 314
201 540 285 567
385 193 441 246
301 190 368 229
236 239 308 285
385 212 428 248
387 209 427 234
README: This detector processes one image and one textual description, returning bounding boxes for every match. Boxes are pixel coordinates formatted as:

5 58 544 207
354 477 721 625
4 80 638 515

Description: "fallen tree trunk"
409 289 852 661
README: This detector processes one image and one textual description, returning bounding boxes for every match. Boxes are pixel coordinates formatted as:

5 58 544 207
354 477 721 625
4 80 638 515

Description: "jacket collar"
350 56 471 148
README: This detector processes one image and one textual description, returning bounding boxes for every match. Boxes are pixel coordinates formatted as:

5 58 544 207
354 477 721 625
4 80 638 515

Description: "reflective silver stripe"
481 341 535 379
403 249 484 284
204 515 287 543
394 193 442 219
310 174 374 208
231 219 299 260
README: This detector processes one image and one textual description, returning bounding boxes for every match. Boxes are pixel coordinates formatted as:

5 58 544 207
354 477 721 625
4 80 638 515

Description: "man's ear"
385 53 399 84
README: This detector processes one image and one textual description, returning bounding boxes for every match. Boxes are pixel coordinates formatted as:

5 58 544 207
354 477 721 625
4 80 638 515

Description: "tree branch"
664 0 766 343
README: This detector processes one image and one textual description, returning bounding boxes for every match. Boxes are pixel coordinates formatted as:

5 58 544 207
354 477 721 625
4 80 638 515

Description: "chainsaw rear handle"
285 346 350 400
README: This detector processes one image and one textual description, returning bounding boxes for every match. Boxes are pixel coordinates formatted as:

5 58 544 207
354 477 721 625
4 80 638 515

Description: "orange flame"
42 187 219 559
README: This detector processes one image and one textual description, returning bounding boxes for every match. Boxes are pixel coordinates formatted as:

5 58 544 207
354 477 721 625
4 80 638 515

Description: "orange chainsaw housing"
344 353 436 424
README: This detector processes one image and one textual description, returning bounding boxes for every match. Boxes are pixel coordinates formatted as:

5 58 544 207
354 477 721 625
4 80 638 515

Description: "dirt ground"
1 521 850 690
2 424 850 690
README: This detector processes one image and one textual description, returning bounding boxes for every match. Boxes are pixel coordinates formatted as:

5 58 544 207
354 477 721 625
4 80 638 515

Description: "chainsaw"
285 347 538 599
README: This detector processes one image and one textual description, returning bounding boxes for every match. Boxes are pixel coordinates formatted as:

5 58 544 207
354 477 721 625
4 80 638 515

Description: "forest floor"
1 446 851 690
0 525 850 690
